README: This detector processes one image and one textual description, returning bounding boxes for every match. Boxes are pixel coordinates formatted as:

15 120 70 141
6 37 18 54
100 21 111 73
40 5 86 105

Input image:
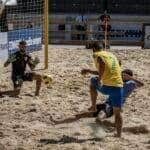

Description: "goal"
0 0 49 68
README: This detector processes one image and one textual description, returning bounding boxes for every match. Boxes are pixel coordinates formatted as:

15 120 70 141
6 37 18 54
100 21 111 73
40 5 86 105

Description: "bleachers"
49 14 149 46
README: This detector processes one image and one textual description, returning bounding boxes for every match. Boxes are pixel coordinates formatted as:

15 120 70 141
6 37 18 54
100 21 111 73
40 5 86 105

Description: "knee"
113 107 122 117
33 74 42 82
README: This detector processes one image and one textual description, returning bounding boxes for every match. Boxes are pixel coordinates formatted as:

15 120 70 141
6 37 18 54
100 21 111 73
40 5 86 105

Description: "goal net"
0 0 48 68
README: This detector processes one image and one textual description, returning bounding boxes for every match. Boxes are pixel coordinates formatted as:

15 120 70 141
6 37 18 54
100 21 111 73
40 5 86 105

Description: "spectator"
76 14 87 40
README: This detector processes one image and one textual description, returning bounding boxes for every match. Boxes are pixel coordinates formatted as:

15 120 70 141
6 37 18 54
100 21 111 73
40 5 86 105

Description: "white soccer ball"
42 74 53 86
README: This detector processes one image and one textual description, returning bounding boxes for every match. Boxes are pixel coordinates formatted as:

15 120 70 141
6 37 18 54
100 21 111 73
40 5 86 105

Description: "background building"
1 0 150 45
49 0 150 15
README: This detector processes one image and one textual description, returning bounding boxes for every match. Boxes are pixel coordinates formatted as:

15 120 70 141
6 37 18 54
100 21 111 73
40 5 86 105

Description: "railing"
49 18 144 46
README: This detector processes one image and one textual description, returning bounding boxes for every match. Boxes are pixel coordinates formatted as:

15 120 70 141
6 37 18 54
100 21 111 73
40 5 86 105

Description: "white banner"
0 32 8 60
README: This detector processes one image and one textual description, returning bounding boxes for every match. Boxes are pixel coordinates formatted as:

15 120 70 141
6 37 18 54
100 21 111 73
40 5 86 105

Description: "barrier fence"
49 17 150 48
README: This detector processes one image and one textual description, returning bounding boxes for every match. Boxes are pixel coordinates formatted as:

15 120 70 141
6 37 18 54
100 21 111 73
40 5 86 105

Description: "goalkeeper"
3 41 42 97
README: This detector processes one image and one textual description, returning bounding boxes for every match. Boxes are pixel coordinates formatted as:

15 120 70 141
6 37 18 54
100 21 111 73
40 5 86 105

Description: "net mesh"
0 0 45 67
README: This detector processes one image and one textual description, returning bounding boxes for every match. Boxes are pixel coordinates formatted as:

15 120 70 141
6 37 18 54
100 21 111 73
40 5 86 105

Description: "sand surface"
0 46 150 150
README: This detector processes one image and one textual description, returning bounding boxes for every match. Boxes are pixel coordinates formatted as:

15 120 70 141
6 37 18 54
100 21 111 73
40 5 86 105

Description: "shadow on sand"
0 90 17 98
39 135 102 145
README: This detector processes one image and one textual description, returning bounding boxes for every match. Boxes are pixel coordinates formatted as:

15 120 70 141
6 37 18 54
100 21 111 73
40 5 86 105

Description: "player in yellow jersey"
81 42 123 137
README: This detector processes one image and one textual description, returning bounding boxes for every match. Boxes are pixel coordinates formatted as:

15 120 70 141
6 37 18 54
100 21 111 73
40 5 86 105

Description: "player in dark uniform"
3 41 42 97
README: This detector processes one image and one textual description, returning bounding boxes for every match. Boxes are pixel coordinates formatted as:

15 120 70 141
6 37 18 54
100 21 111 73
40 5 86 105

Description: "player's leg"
23 72 42 96
12 76 23 97
0 76 22 97
89 77 99 111
89 77 109 111
113 107 122 137
32 73 42 96
110 87 123 137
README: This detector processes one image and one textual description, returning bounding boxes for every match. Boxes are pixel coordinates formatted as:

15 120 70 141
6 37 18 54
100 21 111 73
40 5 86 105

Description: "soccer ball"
42 74 53 86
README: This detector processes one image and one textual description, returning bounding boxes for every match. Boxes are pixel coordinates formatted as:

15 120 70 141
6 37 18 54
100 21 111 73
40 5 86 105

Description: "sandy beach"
0 46 150 150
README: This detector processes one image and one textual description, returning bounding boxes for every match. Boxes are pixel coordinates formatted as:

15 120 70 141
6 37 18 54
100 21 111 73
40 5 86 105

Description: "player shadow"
123 125 149 134
0 90 19 98
39 135 102 145
24 93 34 97
96 119 149 134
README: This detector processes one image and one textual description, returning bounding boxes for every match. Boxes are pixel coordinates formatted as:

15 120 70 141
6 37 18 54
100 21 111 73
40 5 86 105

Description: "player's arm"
50 111 95 125
4 54 16 67
81 69 98 75
123 73 144 87
27 56 40 70
129 76 144 87
97 56 105 81
4 59 10 67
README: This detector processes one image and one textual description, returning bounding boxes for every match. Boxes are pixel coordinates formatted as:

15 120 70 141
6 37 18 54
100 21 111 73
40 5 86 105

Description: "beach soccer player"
81 42 124 137
3 40 42 97
51 69 143 133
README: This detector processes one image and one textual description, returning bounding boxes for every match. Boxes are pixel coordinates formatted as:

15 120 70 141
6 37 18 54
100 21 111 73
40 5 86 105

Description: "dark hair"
19 40 26 45
122 69 133 76
92 42 103 51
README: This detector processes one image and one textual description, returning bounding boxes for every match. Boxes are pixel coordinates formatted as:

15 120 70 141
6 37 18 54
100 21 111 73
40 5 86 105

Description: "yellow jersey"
93 51 123 87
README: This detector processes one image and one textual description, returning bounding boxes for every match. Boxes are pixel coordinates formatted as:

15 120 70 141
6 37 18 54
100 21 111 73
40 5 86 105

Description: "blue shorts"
91 77 123 108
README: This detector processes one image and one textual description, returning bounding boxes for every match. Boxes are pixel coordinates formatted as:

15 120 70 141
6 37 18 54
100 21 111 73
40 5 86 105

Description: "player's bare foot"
88 106 97 112
114 133 121 138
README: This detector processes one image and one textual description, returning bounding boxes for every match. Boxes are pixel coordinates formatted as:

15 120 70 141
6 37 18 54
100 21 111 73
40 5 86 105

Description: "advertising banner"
8 27 43 54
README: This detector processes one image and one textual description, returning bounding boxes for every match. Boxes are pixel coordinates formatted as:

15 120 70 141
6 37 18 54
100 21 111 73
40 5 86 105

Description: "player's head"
122 69 133 82
92 42 103 53
19 41 27 53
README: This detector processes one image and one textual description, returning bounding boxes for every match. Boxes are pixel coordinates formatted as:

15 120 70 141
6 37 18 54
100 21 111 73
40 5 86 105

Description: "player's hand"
81 69 90 75
33 56 40 65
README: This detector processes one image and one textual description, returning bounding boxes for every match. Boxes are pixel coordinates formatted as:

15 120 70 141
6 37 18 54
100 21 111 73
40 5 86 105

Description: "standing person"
99 11 111 49
81 42 123 137
3 41 42 97
76 14 87 40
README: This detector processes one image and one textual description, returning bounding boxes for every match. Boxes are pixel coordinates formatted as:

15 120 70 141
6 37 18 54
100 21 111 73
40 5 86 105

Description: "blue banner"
8 27 43 55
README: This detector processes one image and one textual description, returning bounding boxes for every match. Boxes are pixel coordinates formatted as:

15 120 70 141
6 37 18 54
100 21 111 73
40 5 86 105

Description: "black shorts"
93 103 113 118
12 72 34 88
